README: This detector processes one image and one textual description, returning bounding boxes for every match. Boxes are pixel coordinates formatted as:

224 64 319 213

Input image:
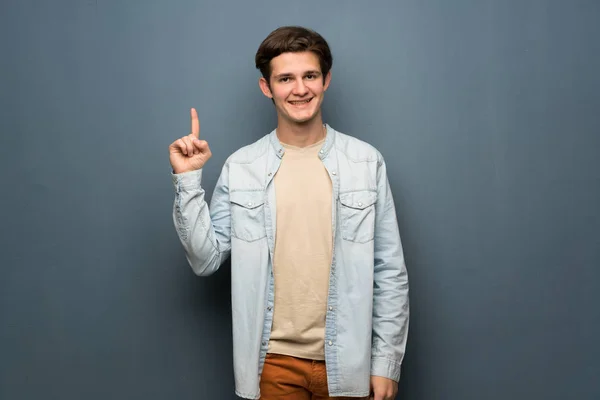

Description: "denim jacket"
172 124 409 399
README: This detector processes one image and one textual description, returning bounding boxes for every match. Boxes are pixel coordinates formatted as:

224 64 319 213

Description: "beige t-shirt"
268 138 333 360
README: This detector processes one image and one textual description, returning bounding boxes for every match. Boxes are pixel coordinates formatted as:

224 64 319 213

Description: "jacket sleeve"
370 153 410 382
171 163 232 276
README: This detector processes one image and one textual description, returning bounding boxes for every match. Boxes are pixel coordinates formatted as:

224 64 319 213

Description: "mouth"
288 97 314 107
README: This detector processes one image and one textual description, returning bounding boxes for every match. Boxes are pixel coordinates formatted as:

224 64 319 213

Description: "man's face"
259 51 331 125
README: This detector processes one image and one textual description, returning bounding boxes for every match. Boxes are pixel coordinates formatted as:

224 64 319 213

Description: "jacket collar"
269 124 336 160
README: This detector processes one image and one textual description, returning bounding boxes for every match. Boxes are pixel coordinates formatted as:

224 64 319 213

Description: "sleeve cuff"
371 356 402 382
171 169 203 190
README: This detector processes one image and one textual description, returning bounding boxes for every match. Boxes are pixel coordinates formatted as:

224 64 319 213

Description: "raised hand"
169 108 212 174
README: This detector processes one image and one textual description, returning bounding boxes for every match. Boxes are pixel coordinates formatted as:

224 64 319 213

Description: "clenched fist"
169 108 212 174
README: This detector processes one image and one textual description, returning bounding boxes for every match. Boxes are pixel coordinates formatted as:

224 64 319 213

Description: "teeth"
290 99 311 104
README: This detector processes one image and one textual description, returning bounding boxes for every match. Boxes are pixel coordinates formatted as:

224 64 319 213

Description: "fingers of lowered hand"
372 390 393 400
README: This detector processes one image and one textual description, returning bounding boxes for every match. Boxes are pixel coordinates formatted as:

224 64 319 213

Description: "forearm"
371 251 409 381
371 156 410 381
172 169 231 276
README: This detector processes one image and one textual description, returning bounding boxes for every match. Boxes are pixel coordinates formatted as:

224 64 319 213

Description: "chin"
289 114 317 124
287 109 319 123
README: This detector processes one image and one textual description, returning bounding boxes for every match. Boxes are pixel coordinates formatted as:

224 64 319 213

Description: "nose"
292 79 309 96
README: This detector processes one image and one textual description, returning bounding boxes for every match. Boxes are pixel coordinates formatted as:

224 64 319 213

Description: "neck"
276 113 325 148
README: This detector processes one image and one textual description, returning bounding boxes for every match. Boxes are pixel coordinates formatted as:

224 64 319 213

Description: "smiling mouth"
288 98 313 106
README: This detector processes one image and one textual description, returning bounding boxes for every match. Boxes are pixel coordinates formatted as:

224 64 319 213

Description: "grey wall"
1 1 599 399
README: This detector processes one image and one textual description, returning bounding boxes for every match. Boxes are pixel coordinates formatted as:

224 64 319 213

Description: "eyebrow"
274 70 322 79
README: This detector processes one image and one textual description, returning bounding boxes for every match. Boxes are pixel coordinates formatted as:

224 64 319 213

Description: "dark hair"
255 26 333 82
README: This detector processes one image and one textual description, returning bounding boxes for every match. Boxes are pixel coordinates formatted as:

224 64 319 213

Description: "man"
169 26 409 400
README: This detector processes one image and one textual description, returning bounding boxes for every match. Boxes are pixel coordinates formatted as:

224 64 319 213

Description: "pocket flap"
339 190 377 210
229 190 265 209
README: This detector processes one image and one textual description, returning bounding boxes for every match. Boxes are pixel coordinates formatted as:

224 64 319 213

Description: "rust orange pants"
259 353 368 399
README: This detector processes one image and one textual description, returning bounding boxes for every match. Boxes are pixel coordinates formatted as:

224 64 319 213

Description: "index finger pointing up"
190 107 200 138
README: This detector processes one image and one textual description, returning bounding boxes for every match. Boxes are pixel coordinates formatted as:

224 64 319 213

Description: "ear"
323 71 332 92
259 77 273 99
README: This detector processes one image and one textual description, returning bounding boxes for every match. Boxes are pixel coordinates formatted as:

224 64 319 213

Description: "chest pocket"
229 190 267 242
339 190 377 243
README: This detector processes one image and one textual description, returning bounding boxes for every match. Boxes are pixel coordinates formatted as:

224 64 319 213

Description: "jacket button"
328 341 333 346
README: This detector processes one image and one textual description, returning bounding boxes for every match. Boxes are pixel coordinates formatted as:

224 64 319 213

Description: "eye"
279 77 291 83
305 74 316 80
